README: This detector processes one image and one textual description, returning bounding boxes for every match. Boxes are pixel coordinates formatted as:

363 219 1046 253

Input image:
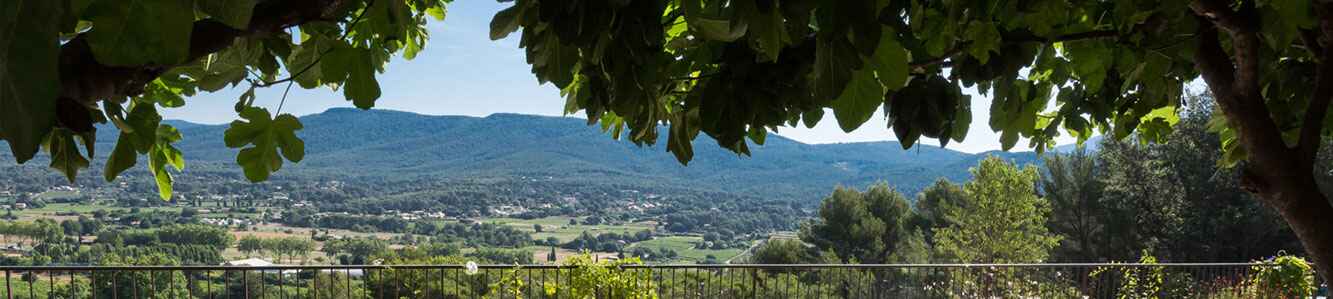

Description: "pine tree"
934 156 1061 263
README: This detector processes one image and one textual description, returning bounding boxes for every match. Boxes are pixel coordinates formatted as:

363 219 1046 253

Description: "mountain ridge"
13 108 1048 200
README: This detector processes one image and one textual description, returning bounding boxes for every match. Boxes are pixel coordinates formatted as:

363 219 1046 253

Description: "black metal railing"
0 263 1322 298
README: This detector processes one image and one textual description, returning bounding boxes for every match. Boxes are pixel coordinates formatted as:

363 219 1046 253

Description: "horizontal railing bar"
0 262 1277 271
621 263 1274 268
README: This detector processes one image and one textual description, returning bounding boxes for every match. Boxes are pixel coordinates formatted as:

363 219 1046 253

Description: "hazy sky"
167 1 1075 153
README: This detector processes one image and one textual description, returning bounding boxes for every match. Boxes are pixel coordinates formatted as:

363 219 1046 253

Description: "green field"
626 236 747 263
33 190 81 200
483 216 657 243
10 203 753 265
15 203 184 219
481 218 747 264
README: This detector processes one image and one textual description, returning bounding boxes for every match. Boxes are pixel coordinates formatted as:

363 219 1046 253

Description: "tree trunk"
1248 168 1333 281
1189 1 1333 280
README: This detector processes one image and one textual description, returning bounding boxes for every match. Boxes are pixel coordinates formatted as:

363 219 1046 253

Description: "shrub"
1245 254 1315 298
546 253 656 298
1090 252 1194 299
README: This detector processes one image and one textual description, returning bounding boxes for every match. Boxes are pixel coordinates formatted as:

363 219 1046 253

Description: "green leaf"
235 86 256 113
194 67 247 92
1207 116 1247 167
85 0 195 66
533 34 579 88
490 4 524 40
814 36 860 101
802 109 824 129
196 0 256 29
1119 62 1146 94
142 78 187 108
747 126 767 145
1000 129 1020 151
124 103 163 154
690 17 748 42
224 107 305 182
0 0 62 163
1023 0 1065 37
104 101 132 132
343 48 382 109
285 36 332 89
104 133 138 182
1063 41 1112 93
151 162 174 199
426 6 447 21
156 124 184 150
272 114 305 162
744 1 788 62
321 43 356 84
919 9 954 57
1135 105 1179 143
964 21 1001 64
75 130 96 160
1265 0 1314 29
867 29 910 91
148 124 185 200
831 68 886 132
46 129 90 183
952 96 972 143
106 102 177 193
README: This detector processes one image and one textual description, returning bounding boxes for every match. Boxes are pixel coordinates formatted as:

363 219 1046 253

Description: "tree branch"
909 48 962 68
1301 29 1324 57
56 0 354 111
668 72 721 81
1189 0 1254 33
908 29 1121 68
252 0 376 89
1298 3 1333 164
1192 4 1307 198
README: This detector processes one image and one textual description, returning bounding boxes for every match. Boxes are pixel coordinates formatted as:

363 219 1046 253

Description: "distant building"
1 243 27 255
225 258 275 267
225 258 298 275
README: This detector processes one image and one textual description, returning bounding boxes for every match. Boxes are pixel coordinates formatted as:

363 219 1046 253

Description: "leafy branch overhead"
6 0 1333 281
488 0 1216 164
0 0 448 199
488 0 1333 279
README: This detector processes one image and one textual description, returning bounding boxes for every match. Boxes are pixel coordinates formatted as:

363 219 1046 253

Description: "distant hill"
8 108 1051 201
1053 135 1105 153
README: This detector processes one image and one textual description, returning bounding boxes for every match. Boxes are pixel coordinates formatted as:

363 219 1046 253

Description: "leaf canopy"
2 0 1331 204
0 0 449 199
489 0 1246 160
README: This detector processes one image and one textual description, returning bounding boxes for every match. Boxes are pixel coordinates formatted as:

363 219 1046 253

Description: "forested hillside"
3 108 1042 201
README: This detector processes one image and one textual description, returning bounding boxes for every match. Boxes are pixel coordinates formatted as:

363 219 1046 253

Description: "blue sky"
167 1 1073 154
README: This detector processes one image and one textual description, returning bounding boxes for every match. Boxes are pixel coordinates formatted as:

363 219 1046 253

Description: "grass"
19 202 179 214
481 216 656 243
13 202 182 221
11 203 750 265
0 274 68 298
626 236 746 263
33 190 80 200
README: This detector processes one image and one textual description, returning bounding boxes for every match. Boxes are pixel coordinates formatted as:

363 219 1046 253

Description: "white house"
224 258 298 275
225 258 275 267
